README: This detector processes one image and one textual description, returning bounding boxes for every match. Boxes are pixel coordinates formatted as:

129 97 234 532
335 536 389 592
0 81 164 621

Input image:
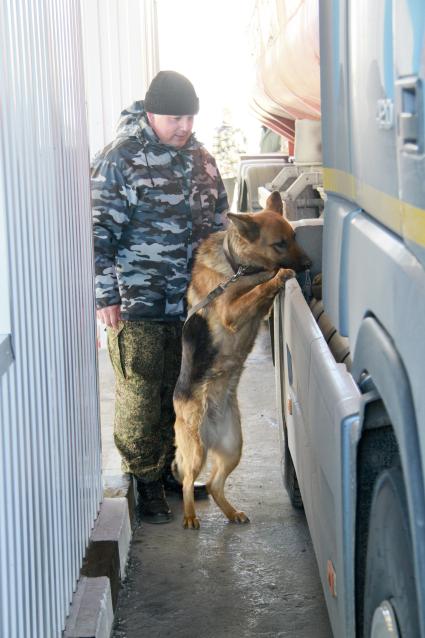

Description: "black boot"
136 479 172 524
162 470 209 500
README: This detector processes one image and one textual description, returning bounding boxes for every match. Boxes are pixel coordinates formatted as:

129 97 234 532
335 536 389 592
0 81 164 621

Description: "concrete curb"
64 476 136 638
64 576 113 638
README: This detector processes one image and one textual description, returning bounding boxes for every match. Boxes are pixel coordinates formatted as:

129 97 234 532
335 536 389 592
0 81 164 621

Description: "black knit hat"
144 70 199 116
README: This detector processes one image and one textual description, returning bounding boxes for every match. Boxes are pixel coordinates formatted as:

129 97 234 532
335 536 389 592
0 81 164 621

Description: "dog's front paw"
275 268 296 287
228 511 250 524
249 270 276 285
183 515 200 530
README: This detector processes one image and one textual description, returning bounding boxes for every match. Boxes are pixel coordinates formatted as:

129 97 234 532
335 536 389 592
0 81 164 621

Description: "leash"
184 234 269 324
185 265 253 323
184 230 314 324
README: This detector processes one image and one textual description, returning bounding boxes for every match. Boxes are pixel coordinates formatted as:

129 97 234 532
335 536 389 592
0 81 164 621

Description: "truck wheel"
363 467 420 637
283 426 303 510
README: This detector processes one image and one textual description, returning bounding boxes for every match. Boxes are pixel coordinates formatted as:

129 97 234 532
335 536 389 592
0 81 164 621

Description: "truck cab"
263 1 425 635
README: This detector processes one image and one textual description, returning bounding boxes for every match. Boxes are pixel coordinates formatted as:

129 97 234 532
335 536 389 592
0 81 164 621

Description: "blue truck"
267 1 425 636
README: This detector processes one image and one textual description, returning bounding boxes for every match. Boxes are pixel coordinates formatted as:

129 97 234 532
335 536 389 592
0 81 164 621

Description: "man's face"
147 113 194 148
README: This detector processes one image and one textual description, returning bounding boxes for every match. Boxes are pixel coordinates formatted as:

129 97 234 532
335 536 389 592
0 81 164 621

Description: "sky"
156 0 262 152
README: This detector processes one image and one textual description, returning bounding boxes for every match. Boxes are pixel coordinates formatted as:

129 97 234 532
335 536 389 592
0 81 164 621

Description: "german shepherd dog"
172 192 310 528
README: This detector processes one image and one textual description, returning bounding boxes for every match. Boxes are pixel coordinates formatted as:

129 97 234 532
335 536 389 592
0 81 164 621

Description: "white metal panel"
0 1 102 636
80 0 159 157
80 0 159 349
0 149 11 336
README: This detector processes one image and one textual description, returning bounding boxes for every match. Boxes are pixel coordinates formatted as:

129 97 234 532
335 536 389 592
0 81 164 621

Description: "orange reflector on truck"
327 560 337 597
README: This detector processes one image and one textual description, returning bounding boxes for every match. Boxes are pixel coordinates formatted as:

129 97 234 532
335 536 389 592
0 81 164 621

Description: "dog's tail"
171 445 207 483
171 456 183 484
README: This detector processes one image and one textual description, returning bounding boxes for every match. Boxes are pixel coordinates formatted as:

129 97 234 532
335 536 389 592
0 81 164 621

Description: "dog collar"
223 235 266 276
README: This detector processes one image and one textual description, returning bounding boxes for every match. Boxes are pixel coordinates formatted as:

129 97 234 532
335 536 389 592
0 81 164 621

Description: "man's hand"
97 305 122 329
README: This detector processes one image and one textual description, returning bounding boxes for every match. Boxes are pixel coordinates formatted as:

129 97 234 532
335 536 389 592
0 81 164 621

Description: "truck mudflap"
274 278 362 638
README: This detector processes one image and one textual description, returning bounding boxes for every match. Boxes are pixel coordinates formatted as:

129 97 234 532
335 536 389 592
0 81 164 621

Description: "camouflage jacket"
92 101 228 320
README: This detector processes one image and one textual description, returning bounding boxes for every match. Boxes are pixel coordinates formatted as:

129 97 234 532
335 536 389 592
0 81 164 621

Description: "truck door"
394 1 425 266
349 0 400 233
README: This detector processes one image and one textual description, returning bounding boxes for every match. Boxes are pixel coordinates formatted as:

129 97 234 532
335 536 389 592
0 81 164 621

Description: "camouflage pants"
107 320 182 481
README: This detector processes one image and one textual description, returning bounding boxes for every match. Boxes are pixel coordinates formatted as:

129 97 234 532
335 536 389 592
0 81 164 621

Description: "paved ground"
99 325 332 638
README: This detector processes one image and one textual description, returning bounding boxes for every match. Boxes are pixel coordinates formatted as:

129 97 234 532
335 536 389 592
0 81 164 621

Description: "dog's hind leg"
207 396 249 524
174 399 206 529
208 451 249 523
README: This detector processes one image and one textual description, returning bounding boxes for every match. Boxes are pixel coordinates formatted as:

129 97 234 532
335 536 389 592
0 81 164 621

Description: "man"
92 71 228 523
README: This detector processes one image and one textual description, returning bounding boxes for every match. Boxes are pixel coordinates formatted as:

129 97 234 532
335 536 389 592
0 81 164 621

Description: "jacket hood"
115 100 200 151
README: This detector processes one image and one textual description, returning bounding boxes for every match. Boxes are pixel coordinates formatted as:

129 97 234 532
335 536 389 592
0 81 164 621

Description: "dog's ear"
266 191 283 215
227 213 260 241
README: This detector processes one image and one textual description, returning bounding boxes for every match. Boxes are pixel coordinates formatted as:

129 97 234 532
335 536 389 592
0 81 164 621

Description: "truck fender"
352 315 425 632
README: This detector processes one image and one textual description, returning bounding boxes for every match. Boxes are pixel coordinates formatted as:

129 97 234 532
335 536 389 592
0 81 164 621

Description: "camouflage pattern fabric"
92 100 229 320
107 320 182 480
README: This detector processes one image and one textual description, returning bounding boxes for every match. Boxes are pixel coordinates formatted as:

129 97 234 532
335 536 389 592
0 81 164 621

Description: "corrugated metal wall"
80 0 159 349
0 0 102 636
80 0 159 158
